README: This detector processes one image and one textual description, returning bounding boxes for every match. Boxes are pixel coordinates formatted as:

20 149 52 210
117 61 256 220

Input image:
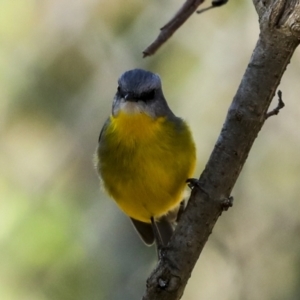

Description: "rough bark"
142 1 300 299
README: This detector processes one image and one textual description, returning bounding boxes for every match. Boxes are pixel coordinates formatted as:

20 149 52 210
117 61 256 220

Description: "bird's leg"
186 178 211 198
187 178 234 212
176 200 186 223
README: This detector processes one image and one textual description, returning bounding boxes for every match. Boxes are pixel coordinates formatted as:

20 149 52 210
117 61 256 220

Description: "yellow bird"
95 69 196 246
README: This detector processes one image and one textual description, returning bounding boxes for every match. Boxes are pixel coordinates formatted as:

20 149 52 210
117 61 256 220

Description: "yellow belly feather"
98 111 196 223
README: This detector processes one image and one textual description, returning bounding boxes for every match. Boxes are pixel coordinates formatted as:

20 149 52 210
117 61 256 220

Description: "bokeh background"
1 0 300 299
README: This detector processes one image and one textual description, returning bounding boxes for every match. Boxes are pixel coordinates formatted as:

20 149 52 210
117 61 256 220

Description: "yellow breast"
97 111 196 223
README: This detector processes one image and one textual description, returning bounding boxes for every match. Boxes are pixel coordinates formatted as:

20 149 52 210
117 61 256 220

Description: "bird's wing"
98 118 110 143
130 218 154 246
130 216 174 246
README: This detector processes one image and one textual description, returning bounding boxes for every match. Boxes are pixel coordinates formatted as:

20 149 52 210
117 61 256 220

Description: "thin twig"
265 90 285 119
197 0 228 13
143 0 228 57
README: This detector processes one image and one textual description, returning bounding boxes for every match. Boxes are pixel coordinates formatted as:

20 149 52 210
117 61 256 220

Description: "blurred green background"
1 0 300 299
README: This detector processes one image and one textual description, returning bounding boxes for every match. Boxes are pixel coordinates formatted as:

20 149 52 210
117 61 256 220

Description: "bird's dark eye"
117 86 125 98
139 89 155 101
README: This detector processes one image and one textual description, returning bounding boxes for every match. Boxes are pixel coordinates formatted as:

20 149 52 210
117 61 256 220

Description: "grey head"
112 69 174 118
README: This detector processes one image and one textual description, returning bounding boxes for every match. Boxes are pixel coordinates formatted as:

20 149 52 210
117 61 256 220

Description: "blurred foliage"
1 0 300 299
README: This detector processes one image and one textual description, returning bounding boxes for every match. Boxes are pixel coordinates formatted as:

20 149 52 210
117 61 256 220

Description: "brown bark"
142 1 300 299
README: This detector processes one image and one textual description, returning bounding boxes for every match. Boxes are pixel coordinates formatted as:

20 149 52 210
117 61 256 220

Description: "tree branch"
142 0 227 57
142 1 300 299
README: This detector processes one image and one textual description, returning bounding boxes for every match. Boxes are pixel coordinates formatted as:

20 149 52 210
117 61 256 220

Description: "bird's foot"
186 178 200 189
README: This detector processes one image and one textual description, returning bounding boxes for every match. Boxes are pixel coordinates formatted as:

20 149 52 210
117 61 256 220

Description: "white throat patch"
119 101 145 115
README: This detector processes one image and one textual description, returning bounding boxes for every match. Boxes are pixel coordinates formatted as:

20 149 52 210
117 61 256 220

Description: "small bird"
95 69 196 247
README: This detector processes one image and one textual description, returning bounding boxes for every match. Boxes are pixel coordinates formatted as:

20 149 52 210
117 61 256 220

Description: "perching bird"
95 69 196 247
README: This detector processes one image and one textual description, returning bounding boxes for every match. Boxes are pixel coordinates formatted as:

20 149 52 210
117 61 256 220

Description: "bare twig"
143 0 227 57
197 0 228 14
265 90 285 119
